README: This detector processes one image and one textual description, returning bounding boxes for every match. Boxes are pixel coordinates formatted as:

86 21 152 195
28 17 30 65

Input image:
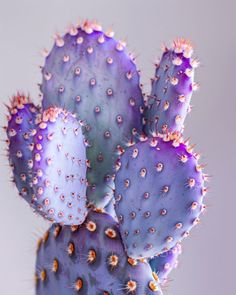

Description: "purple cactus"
36 210 162 294
149 243 182 285
6 94 40 209
31 107 88 225
143 39 199 136
104 197 117 221
114 134 206 259
4 20 208 295
40 21 144 208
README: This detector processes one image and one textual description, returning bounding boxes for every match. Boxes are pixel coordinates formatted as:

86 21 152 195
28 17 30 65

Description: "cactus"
149 243 182 286
36 210 162 294
4 20 208 295
40 21 144 208
104 198 117 221
143 39 199 136
6 94 40 209
114 134 206 259
6 97 88 225
31 107 88 225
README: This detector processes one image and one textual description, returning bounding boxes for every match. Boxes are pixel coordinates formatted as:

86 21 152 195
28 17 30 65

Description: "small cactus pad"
115 134 206 258
6 94 39 207
144 39 199 135
41 21 144 208
32 107 87 225
36 211 163 294
149 243 182 285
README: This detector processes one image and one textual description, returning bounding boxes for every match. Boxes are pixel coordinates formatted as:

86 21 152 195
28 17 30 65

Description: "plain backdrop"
0 0 235 294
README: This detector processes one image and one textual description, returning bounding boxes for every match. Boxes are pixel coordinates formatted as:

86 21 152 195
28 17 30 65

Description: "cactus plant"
6 96 88 225
104 198 117 221
31 107 88 225
36 210 162 294
40 21 144 208
114 133 206 259
143 39 199 136
6 94 40 210
5 20 207 295
149 243 182 286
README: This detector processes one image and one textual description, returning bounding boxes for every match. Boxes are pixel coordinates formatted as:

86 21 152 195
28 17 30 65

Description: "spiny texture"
144 39 199 136
149 243 182 286
41 21 144 208
36 211 162 294
32 107 88 225
6 94 39 207
115 134 206 259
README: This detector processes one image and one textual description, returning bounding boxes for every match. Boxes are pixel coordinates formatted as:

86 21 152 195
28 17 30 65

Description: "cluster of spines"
42 20 134 59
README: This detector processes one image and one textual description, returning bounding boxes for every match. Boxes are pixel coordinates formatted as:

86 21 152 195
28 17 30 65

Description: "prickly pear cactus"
114 133 206 259
36 211 162 294
143 39 199 135
31 107 88 225
6 94 40 209
41 21 144 208
114 39 207 260
149 243 182 286
5 20 208 295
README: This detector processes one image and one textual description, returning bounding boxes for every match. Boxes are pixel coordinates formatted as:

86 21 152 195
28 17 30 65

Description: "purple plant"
6 95 40 210
114 134 205 259
143 39 199 135
31 107 88 225
41 21 144 208
36 210 162 294
149 243 182 286
5 20 207 294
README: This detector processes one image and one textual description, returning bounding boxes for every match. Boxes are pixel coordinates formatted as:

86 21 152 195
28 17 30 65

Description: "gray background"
0 0 235 294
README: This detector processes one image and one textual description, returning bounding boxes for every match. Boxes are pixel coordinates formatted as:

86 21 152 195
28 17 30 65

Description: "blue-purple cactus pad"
41 21 144 208
115 134 205 259
6 94 39 207
144 39 199 135
32 107 87 225
149 243 182 285
104 198 118 221
36 211 162 294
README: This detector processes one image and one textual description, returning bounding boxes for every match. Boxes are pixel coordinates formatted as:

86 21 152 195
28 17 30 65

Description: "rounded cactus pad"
6 94 40 207
32 107 88 225
149 243 182 285
41 20 144 208
36 211 162 294
144 39 199 136
115 134 206 259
